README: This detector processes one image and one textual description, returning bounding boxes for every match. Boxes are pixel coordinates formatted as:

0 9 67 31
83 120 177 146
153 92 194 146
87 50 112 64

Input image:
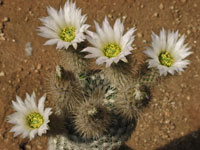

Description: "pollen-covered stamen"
159 51 174 67
59 26 76 42
26 112 44 129
103 43 121 58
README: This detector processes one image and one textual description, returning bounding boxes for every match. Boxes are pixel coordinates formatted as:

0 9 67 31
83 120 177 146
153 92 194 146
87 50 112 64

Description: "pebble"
25 144 32 150
186 96 190 100
153 12 159 17
122 15 127 20
37 64 42 70
0 71 5 77
2 17 9 22
137 32 143 38
170 6 174 10
159 3 164 10
0 33 5 40
180 0 187 3
108 14 113 19
165 119 170 124
25 42 33 56
170 124 176 130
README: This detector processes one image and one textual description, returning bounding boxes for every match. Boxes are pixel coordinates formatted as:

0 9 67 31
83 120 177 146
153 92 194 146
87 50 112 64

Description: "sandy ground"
0 0 200 150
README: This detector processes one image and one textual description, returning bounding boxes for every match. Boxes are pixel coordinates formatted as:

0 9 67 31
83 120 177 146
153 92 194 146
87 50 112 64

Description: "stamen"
159 51 174 67
103 43 121 58
26 112 44 129
59 26 75 42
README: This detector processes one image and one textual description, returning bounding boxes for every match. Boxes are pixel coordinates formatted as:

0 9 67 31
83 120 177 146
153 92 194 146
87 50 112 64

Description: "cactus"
73 95 112 139
48 65 85 116
7 1 192 150
114 82 149 120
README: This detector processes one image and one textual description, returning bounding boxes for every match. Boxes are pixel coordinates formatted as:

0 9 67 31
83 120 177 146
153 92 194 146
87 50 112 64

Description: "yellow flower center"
26 112 44 129
59 26 75 42
103 43 121 58
159 51 174 67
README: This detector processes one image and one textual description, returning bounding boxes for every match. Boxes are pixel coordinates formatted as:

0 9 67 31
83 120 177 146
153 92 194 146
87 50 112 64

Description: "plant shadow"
156 129 200 150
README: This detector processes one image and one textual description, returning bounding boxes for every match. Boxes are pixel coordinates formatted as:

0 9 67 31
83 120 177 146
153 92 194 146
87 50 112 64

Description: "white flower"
82 17 136 67
7 92 52 140
144 28 192 76
38 0 90 50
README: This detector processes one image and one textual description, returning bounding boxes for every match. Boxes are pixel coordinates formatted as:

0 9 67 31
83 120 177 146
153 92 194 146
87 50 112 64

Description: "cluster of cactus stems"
7 1 192 150
46 44 155 150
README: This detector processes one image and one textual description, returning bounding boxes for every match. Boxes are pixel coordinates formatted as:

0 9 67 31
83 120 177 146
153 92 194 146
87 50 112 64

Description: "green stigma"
159 51 174 67
59 26 75 42
26 112 44 129
103 43 121 58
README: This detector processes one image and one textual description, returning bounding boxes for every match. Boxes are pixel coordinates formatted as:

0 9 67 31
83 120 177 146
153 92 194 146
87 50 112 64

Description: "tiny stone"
186 96 190 100
37 64 42 70
181 132 184 136
137 32 143 38
12 39 15 42
159 3 164 9
25 42 33 56
187 30 191 35
180 0 186 3
0 71 5 77
165 119 170 124
142 40 147 43
3 17 9 22
122 15 127 20
193 3 197 7
140 4 144 8
25 144 32 150
170 124 176 130
170 6 174 10
108 14 112 18
153 12 159 17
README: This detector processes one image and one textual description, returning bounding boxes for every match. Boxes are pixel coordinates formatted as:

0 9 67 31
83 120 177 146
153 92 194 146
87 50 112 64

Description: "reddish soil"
0 0 200 150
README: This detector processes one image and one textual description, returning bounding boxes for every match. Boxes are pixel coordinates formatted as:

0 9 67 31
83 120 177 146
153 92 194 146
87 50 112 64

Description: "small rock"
165 119 170 124
0 71 5 77
140 4 144 8
170 124 176 130
137 32 143 38
25 42 33 56
122 15 127 20
25 144 32 150
180 0 187 3
108 14 113 19
159 3 164 10
37 64 42 70
153 12 159 17
187 30 191 35
3 17 9 22
142 39 147 43
0 33 5 40
170 6 174 10
186 96 190 100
